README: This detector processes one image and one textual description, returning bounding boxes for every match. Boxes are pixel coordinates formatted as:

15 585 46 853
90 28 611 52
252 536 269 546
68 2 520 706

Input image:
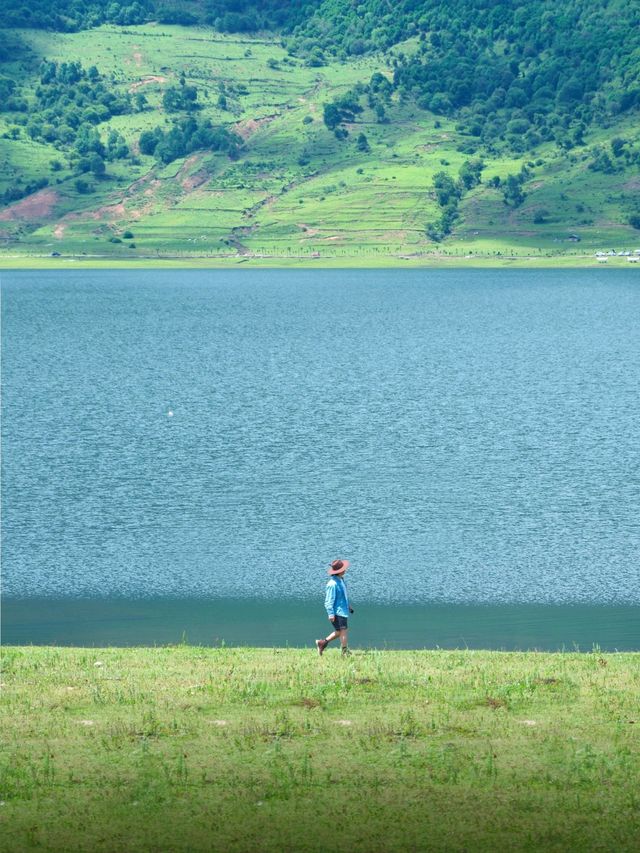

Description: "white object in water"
168 410 174 417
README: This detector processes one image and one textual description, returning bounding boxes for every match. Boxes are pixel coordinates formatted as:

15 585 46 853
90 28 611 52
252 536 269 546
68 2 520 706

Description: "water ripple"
2 268 639 603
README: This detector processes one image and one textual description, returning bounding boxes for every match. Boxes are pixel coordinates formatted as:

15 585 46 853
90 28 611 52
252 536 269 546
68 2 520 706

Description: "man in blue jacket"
316 559 354 656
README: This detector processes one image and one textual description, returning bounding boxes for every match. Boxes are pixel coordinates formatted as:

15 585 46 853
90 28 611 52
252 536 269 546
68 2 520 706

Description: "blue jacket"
324 576 350 618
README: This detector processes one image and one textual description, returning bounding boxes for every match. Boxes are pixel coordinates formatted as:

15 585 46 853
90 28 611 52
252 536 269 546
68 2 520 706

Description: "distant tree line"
0 0 155 31
391 0 639 153
0 0 316 32
298 1 639 155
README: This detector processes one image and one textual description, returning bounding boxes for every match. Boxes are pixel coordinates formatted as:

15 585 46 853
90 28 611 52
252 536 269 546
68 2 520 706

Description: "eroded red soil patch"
0 189 60 221
234 116 276 141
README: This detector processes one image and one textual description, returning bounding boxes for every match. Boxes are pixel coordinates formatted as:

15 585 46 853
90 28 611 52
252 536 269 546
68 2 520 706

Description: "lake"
2 268 639 649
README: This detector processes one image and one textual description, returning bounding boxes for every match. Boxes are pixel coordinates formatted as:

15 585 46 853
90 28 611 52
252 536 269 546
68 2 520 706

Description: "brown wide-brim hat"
327 559 350 576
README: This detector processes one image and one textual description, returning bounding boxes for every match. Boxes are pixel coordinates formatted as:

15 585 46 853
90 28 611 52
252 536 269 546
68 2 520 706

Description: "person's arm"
325 581 336 621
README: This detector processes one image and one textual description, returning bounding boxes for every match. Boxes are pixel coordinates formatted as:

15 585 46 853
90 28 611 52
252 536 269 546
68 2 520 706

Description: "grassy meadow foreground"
1 647 639 852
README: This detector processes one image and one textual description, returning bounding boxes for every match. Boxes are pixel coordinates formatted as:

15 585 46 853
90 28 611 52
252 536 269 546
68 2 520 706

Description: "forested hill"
2 1 638 143
1 1 639 260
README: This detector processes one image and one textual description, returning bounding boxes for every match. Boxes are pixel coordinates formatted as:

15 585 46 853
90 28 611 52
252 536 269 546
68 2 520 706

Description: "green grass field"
1 646 639 852
1 23 640 266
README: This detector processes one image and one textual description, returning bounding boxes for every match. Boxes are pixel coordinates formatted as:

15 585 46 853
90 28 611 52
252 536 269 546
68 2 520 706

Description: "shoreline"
2 253 639 270
5 598 639 651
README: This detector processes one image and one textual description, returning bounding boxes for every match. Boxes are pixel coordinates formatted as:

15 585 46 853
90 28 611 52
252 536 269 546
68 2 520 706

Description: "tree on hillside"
458 159 484 190
357 132 370 152
323 90 364 137
90 153 106 176
163 83 199 113
502 173 526 207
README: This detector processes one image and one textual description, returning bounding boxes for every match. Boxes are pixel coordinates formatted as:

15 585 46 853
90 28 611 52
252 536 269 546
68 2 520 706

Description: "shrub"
74 178 92 194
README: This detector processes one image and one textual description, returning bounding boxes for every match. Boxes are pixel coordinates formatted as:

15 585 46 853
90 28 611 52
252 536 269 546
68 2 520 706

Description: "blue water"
2 269 639 608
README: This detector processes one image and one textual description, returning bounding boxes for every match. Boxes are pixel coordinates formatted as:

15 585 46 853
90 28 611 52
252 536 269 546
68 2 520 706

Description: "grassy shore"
1 252 637 270
1 647 639 852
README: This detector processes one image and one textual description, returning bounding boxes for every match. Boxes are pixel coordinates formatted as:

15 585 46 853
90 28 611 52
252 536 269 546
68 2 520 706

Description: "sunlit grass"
1 646 639 852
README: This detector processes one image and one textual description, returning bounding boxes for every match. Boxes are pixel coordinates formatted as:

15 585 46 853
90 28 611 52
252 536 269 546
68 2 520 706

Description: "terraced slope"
0 24 639 264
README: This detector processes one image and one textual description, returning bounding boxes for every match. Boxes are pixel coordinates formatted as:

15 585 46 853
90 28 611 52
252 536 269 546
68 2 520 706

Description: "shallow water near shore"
3 598 639 651
2 268 639 646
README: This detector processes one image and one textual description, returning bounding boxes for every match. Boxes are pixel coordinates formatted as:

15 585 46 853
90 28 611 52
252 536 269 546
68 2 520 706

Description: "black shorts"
331 615 348 630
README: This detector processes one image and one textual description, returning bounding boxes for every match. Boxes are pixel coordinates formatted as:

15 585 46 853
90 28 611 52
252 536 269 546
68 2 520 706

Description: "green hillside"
0 2 639 264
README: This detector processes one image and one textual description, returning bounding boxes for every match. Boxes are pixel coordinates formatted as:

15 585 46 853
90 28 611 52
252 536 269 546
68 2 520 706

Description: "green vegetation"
1 646 639 852
0 2 639 264
139 116 240 164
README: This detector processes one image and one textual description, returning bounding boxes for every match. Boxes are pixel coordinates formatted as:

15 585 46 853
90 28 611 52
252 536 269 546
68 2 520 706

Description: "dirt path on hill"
129 75 167 92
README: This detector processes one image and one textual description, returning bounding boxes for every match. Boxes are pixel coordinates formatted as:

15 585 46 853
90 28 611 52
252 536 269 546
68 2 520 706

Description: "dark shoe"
341 647 351 656
316 639 328 656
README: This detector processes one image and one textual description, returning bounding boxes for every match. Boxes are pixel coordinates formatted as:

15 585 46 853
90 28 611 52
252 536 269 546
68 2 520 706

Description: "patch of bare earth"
624 176 640 190
128 173 161 196
233 116 276 141
54 201 132 235
176 154 210 191
144 180 161 197
228 237 250 255
297 223 319 237
129 75 167 92
90 202 127 221
182 171 210 191
0 189 60 221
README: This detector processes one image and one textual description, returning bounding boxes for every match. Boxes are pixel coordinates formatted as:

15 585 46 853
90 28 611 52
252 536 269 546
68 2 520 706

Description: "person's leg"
316 628 340 655
340 629 349 654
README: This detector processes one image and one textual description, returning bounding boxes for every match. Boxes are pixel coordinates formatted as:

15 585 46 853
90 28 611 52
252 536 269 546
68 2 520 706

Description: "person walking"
315 559 354 656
